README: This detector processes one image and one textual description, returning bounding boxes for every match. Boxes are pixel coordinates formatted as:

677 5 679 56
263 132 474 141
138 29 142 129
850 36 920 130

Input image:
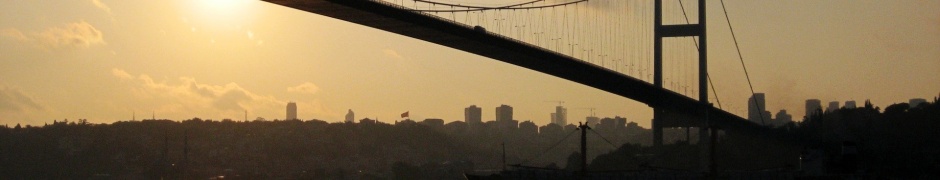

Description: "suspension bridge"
262 0 773 146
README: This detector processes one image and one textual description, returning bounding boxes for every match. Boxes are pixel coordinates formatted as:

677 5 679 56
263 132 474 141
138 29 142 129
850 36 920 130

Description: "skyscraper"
286 102 297 120
748 93 769 123
465 105 482 125
806 99 822 118
345 109 355 122
844 101 857 109
496 104 513 122
827 101 840 112
550 106 567 125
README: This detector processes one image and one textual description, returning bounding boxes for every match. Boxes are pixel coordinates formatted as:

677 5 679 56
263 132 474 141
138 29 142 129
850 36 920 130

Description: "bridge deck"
264 0 765 132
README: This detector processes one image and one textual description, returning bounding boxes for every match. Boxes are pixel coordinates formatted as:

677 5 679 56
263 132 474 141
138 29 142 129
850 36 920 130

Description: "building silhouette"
496 104 513 122
464 105 482 125
519 121 539 136
550 106 567 126
844 101 857 109
598 116 626 130
286 102 297 120
748 93 770 123
910 98 927 108
539 123 564 136
805 99 822 118
774 110 793 126
827 101 840 112
420 118 444 130
585 116 600 127
345 109 355 122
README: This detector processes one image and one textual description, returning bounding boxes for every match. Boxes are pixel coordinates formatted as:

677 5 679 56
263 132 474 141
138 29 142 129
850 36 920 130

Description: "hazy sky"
1 0 938 128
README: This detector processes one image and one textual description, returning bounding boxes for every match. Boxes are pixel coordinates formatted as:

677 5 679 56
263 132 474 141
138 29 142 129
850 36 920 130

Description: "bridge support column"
652 0 665 148
653 109 664 147
699 126 708 145
652 0 708 148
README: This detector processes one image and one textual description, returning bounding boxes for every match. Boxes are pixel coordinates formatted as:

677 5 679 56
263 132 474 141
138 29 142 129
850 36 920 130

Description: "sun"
199 0 248 12
186 0 258 27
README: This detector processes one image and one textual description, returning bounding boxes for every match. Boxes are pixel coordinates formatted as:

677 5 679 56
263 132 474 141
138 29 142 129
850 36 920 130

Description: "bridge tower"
652 0 709 147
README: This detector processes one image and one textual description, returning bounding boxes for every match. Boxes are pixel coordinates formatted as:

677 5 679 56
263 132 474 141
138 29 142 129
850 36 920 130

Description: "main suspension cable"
719 0 764 124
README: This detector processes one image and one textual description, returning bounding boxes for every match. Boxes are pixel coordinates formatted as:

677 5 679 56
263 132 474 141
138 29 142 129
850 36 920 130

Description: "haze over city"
1 0 938 128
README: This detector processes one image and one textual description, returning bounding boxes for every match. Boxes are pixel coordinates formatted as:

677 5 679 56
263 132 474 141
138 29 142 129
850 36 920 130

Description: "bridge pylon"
652 0 709 147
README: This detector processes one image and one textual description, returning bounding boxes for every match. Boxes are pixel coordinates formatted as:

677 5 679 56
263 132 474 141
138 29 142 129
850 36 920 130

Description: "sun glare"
187 0 258 27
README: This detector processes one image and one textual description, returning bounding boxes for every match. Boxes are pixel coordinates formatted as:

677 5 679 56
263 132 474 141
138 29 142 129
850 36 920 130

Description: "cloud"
91 0 112 14
287 82 320 94
110 69 338 120
0 29 28 41
111 68 134 80
35 21 105 48
0 86 44 112
382 49 405 60
1 21 105 49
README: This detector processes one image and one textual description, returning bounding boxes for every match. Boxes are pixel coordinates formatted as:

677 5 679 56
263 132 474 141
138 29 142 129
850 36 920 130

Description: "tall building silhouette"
550 106 567 125
286 102 297 120
844 101 857 109
827 101 840 112
345 109 355 122
748 93 770 123
465 105 482 125
496 104 513 122
806 99 822 118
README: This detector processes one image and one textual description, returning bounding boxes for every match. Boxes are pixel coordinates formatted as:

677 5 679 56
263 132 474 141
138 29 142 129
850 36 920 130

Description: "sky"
1 0 938 128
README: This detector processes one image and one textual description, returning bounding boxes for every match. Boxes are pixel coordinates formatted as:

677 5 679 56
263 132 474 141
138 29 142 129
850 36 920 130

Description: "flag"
401 111 409 118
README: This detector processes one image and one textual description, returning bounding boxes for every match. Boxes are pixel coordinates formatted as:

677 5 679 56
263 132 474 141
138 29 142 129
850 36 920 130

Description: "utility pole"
578 122 591 177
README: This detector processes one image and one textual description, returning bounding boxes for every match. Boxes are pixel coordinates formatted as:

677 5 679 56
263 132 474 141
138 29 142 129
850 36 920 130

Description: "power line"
588 129 619 149
519 130 579 165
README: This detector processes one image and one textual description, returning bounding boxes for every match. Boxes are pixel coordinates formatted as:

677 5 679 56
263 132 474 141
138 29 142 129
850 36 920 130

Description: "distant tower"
496 104 513 121
464 105 482 125
844 101 857 109
805 99 822 118
345 109 355 122
748 93 769 123
827 101 840 112
550 106 567 125
286 102 297 120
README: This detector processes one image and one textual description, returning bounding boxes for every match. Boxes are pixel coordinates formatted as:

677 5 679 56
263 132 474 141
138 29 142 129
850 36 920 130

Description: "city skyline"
1 0 938 128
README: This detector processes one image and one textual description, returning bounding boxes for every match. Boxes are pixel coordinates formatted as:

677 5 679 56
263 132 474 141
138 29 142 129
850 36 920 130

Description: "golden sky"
1 0 938 127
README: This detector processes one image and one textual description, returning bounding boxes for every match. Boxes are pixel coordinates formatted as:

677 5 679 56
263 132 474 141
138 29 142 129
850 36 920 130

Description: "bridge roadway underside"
265 0 767 133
